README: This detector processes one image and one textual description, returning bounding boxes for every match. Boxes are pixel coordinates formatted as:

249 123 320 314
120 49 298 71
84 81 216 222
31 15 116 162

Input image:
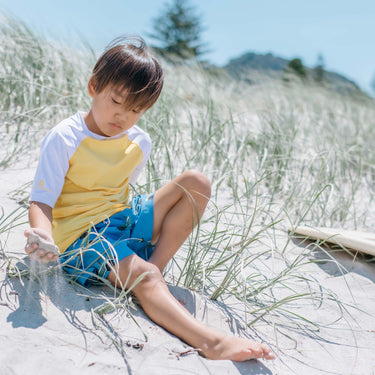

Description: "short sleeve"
128 130 152 186
30 131 70 208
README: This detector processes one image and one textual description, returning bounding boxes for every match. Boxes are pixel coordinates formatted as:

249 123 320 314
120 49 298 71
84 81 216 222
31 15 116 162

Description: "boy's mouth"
109 122 122 130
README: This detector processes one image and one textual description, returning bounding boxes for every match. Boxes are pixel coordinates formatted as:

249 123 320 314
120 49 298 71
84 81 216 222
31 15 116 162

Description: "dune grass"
1 12 375 359
0 13 93 167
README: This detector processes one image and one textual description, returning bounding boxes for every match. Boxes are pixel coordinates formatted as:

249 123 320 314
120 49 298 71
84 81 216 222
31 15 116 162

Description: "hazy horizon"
0 0 374 94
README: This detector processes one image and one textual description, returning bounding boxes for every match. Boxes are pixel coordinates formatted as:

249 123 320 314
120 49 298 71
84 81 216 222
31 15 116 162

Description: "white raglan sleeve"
30 130 70 208
128 131 152 186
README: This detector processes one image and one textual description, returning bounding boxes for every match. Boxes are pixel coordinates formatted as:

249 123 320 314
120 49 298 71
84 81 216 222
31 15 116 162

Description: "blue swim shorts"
60 194 155 287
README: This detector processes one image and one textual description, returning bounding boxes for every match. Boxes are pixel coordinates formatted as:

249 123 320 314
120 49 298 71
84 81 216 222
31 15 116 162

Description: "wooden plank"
289 226 375 256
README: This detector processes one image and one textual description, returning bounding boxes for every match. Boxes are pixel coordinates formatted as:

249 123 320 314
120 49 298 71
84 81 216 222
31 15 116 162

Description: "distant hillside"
225 52 361 94
226 52 287 73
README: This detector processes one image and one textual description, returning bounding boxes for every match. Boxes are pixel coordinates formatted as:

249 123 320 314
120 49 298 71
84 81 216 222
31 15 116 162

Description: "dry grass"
1 12 375 360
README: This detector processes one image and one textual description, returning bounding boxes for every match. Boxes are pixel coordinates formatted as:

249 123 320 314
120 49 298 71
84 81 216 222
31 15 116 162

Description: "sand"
1 161 375 375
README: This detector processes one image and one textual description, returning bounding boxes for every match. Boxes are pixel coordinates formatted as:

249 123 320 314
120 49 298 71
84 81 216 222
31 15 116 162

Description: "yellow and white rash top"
30 111 151 253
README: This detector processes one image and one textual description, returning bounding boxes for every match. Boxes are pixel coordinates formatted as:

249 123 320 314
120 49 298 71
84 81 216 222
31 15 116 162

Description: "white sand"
1 162 375 375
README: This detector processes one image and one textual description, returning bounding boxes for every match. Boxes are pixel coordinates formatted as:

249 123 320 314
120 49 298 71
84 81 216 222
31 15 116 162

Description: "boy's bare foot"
202 335 275 361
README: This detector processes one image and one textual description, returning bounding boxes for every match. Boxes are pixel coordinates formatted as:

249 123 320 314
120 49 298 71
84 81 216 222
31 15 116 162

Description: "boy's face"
85 80 145 137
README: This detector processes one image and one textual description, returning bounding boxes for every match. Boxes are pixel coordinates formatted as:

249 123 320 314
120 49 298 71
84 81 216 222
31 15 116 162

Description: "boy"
25 36 274 361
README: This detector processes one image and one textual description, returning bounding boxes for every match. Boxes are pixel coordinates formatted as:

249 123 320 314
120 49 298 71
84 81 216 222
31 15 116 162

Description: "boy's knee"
130 260 162 285
180 169 211 198
111 256 162 289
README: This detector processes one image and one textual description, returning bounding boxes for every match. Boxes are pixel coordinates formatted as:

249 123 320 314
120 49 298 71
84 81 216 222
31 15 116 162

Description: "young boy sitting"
24 36 274 361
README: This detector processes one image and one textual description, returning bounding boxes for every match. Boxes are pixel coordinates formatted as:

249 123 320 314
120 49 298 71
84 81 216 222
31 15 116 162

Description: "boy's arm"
29 201 53 234
25 201 58 263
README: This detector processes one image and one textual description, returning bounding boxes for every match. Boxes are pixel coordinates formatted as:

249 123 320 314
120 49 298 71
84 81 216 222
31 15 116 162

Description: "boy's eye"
112 97 121 104
132 109 140 114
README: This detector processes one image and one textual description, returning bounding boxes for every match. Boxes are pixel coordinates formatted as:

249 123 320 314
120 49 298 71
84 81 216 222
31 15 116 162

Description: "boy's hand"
24 228 59 264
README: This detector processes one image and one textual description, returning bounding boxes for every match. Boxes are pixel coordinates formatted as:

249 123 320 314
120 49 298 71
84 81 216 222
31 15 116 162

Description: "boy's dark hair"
91 36 164 110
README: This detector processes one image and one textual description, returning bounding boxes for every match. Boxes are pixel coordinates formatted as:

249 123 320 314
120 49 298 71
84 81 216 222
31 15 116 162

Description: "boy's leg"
109 169 274 360
149 169 211 272
107 254 274 361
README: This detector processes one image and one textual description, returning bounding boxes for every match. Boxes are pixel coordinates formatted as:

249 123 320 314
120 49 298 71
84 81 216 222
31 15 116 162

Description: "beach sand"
1 162 375 375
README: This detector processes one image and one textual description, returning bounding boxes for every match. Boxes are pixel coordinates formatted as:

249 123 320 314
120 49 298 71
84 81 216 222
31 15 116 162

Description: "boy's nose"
115 111 127 122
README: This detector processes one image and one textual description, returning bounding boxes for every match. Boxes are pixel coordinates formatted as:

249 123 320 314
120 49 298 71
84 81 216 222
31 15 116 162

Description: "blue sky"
0 0 374 93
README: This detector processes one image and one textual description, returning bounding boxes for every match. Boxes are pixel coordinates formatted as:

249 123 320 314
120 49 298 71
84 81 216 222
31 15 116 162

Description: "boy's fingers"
36 249 46 257
25 243 38 254
29 251 58 264
39 250 59 263
25 231 59 263
45 253 58 262
28 246 58 260
40 254 58 264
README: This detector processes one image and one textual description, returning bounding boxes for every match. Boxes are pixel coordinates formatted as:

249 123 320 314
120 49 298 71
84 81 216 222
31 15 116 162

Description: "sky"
0 0 374 93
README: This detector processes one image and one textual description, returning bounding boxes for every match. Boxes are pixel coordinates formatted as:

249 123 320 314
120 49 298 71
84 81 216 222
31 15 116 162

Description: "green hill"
225 51 361 95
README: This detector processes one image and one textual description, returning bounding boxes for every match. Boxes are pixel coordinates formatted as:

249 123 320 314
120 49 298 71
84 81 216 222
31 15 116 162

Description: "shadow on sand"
291 236 375 282
2 257 274 375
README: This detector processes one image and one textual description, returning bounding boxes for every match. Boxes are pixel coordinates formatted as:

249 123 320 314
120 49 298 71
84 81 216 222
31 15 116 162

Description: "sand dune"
1 162 375 374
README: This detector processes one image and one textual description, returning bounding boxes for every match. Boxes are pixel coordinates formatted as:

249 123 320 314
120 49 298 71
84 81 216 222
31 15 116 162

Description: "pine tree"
287 58 306 79
313 53 325 83
148 0 207 60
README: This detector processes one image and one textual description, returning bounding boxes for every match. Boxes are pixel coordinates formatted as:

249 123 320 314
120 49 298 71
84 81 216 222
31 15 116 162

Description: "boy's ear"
88 77 97 98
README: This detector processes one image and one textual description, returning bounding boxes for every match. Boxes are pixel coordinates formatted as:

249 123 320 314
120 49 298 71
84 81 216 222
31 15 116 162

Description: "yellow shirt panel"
53 134 143 252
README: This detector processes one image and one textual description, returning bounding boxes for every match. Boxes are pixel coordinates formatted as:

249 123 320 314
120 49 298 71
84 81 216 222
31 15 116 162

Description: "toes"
232 346 263 361
260 344 275 360
244 343 275 361
249 346 264 358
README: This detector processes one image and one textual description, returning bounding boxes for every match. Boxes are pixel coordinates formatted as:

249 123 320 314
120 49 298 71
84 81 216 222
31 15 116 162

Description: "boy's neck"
82 110 107 137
